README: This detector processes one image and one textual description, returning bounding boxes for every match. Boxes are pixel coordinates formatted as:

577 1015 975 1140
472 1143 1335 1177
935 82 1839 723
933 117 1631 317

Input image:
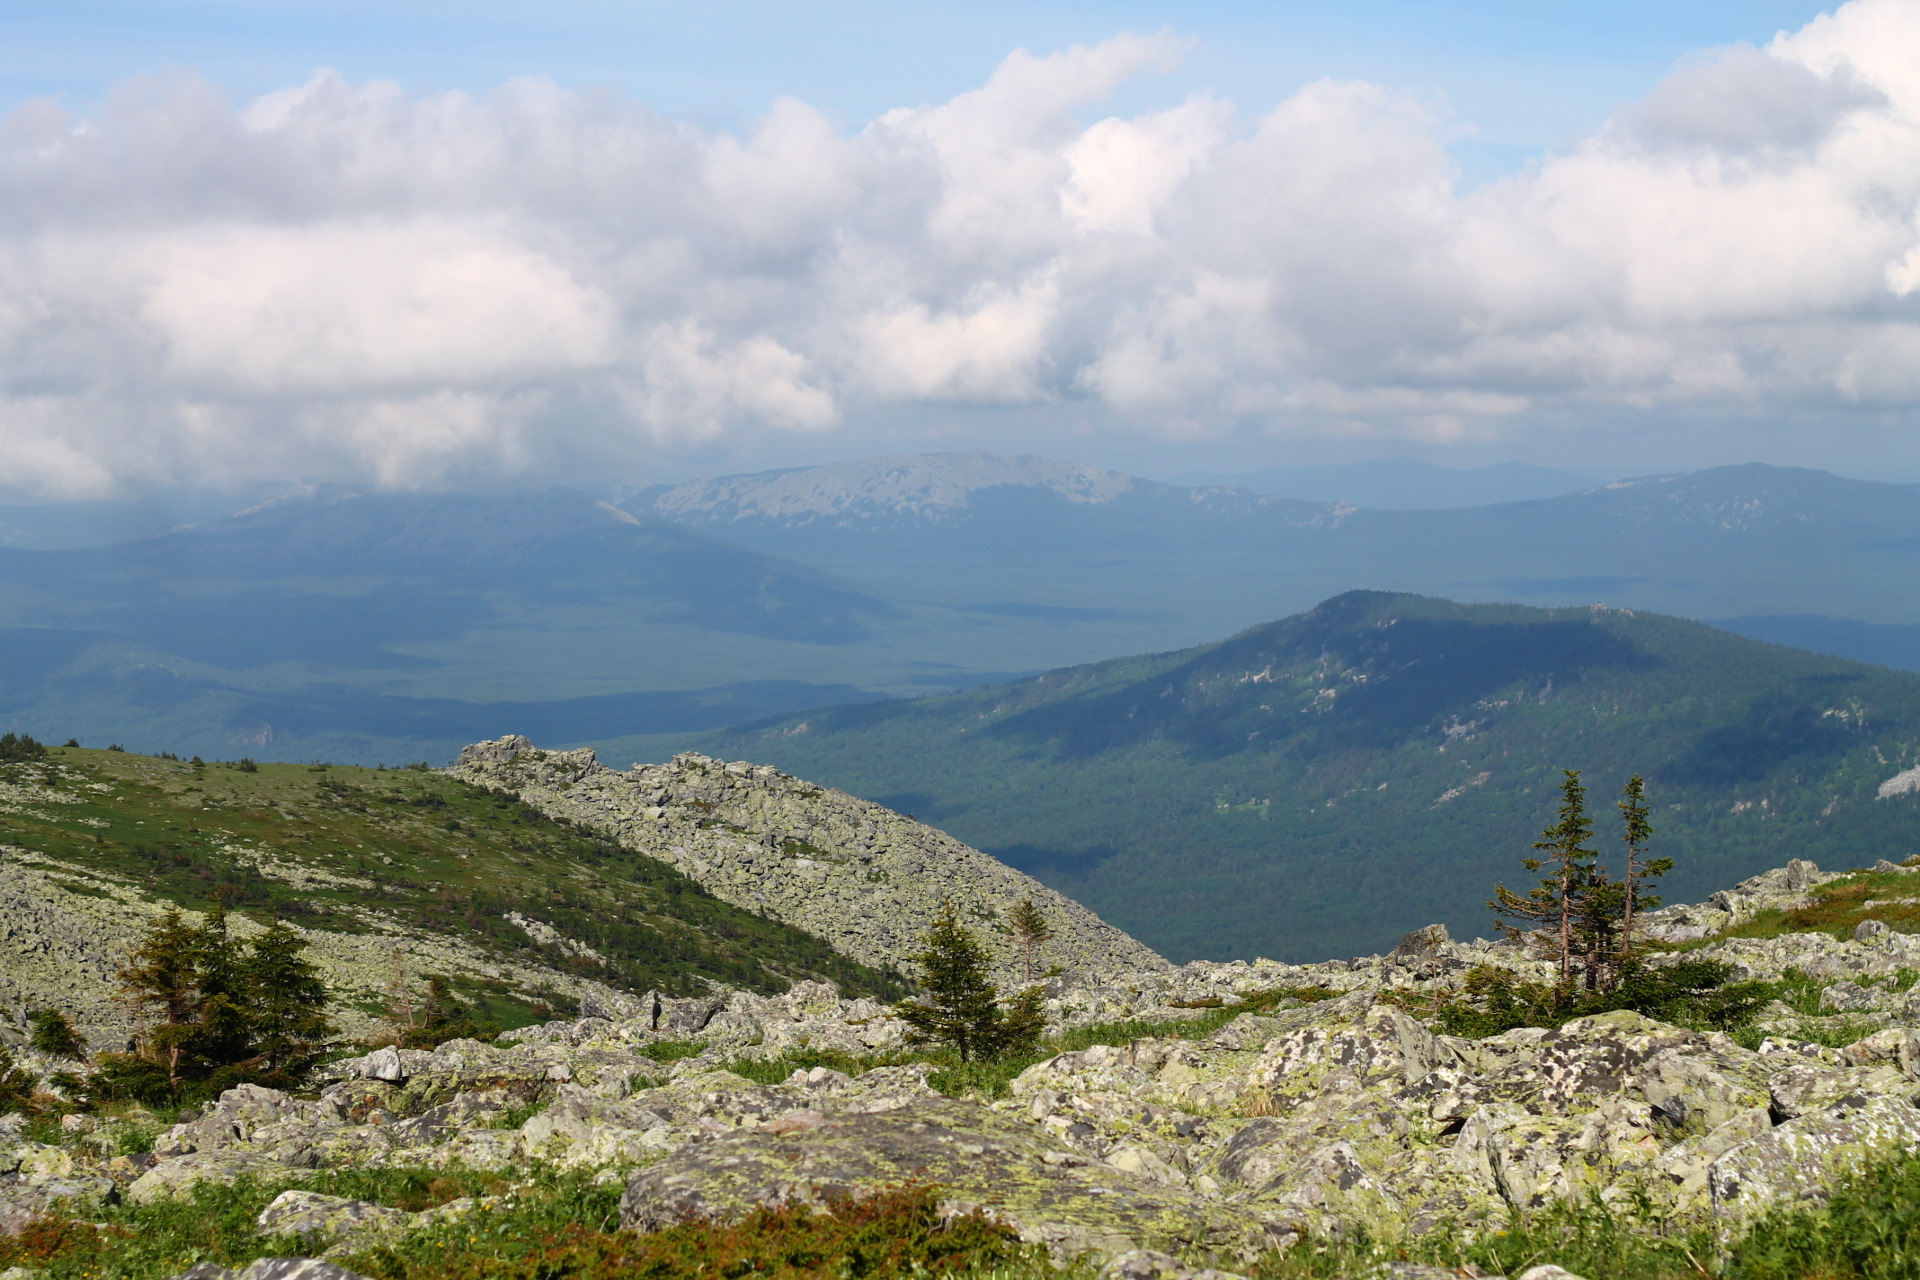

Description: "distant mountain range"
692 591 1920 963
0 454 1916 765
1169 457 1598 508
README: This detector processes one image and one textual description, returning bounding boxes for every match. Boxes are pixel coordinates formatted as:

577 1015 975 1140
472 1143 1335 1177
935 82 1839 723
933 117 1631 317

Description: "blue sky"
1 0 1916 492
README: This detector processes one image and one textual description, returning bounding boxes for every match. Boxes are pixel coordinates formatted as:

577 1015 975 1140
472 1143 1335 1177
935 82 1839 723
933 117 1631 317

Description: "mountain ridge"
692 591 1920 962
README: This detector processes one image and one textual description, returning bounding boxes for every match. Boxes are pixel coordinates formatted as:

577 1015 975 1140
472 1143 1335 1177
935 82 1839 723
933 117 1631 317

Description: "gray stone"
1389 924 1451 964
168 1266 238 1280
238 1263 374 1280
361 1047 406 1083
449 744 1167 987
1709 1093 1920 1225
1855 920 1891 942
1100 1249 1249 1280
1819 981 1880 1013
255 1190 409 1247
620 1097 1289 1263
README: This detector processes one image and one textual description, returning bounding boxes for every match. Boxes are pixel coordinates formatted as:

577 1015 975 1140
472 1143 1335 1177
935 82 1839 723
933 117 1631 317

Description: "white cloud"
1 6 1919 495
138 220 618 394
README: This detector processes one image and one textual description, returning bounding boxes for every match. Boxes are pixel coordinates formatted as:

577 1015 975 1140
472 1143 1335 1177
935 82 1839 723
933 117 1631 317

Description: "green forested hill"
697 592 1920 963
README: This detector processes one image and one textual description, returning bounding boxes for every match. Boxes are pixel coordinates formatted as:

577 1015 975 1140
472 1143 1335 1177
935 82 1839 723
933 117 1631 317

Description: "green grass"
637 1039 706 1064
0 747 906 1011
1699 864 1920 945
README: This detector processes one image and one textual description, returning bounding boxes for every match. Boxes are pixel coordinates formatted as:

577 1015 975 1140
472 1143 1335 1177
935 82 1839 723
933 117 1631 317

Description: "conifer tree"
112 903 335 1093
1617 774 1670 964
27 1009 86 1061
247 923 335 1069
1009 899 1055 983
0 1047 34 1114
190 896 254 1067
118 907 203 1029
1490 769 1597 985
894 901 1008 1062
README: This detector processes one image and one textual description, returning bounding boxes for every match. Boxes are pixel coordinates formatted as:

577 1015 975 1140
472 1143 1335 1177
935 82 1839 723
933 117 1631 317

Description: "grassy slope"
1 747 904 1019
697 591 1920 964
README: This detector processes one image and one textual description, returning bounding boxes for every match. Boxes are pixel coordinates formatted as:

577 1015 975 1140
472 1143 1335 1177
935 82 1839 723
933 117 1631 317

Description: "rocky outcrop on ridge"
448 736 1166 984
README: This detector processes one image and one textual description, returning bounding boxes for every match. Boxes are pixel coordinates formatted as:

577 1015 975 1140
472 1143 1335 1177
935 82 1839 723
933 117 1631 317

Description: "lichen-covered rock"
1709 1093 1920 1225
619 1096 1293 1264
168 1262 375 1280
1100 1249 1249 1280
448 738 1166 985
1767 1062 1913 1120
129 1150 308 1204
255 1191 409 1250
24 853 1920 1268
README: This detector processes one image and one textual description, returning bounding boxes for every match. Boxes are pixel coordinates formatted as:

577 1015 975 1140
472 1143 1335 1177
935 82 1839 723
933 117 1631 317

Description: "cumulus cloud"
1 4 1918 495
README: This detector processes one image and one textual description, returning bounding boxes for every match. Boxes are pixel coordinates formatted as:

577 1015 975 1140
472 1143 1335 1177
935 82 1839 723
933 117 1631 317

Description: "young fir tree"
1490 769 1598 986
246 923 335 1069
894 901 1032 1062
114 903 335 1092
1009 899 1055 983
26 1009 86 1061
1616 774 1671 966
118 907 203 1030
0 1047 35 1114
189 896 255 1068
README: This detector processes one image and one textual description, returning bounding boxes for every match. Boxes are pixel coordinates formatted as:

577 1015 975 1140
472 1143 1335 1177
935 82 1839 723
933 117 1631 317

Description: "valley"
2 456 1920 771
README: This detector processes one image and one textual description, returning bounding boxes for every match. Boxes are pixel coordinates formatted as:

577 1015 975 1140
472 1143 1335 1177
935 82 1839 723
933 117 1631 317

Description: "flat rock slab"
619 1096 1287 1264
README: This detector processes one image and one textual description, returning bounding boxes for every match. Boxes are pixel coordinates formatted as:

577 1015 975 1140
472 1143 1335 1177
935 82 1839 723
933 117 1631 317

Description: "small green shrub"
637 1038 705 1064
0 731 48 763
1415 958 1772 1039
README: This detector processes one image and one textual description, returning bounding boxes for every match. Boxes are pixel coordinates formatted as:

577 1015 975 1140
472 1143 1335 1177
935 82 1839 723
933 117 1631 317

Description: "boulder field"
9 855 1920 1279
447 735 1167 986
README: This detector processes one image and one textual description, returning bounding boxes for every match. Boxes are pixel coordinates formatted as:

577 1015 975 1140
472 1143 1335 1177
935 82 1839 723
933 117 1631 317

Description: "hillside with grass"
697 591 1920 963
0 741 903 1049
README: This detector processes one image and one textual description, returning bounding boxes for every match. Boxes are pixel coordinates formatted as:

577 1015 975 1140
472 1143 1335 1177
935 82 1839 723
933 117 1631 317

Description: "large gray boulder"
619 1096 1293 1264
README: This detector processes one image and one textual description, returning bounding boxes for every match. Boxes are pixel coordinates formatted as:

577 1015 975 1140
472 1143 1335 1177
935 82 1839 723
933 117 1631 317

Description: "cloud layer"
2 3 1919 494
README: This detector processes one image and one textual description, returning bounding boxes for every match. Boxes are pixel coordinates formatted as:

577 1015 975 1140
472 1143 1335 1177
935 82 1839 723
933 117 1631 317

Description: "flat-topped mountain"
638 451 1145 526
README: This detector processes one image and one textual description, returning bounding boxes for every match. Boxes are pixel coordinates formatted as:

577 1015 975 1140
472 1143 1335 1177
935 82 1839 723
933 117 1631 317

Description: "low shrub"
1411 958 1773 1039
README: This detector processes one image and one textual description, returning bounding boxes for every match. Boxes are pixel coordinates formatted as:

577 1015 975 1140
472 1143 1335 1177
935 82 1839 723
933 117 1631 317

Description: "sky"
2 0 1918 495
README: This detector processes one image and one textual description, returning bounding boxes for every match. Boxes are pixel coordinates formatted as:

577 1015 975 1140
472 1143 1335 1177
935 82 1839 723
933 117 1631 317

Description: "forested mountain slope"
697 592 1920 962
